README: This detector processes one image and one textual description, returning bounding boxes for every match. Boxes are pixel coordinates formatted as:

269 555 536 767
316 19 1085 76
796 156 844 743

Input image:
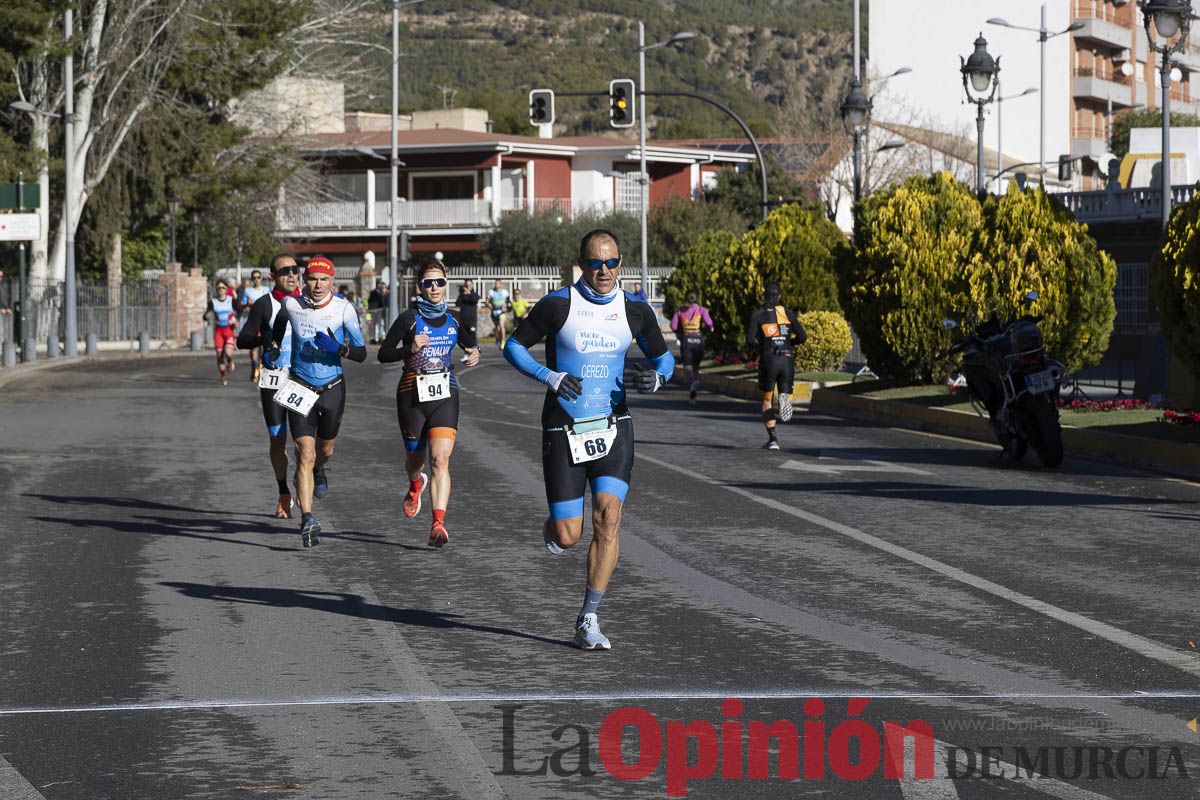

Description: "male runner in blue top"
503 229 674 650
266 256 367 547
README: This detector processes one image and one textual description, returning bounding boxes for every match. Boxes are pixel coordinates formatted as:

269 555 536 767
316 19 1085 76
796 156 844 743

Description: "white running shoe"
763 438 781 451
777 393 793 423
575 613 611 650
543 520 564 555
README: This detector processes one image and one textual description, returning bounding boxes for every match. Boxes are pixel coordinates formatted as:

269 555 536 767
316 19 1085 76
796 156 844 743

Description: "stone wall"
159 262 209 343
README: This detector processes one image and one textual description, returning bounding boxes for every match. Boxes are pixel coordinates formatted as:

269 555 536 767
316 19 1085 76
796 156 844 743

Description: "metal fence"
0 279 169 345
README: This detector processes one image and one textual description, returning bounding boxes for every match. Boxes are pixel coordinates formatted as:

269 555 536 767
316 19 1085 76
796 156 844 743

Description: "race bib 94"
416 371 451 403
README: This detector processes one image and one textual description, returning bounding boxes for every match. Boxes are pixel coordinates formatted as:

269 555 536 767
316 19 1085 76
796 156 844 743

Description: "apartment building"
870 0 1200 189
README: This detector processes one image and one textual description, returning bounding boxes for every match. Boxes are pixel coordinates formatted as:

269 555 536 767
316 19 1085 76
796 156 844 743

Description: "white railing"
278 200 366 230
1055 184 1198 222
278 199 495 230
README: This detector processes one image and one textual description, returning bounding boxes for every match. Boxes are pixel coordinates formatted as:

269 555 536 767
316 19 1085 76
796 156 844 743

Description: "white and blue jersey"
273 292 365 389
210 296 236 328
244 284 270 306
503 283 674 427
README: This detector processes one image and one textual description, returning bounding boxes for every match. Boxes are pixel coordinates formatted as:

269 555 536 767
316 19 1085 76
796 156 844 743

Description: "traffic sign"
0 183 40 210
0 213 41 241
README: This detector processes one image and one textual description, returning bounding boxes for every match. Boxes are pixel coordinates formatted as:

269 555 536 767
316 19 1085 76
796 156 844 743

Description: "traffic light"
528 89 555 126
609 79 635 128
1057 155 1074 182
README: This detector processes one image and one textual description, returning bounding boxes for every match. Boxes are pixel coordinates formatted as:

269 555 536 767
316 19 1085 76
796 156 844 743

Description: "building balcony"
1071 135 1109 159
1072 16 1134 50
277 198 496 233
1072 72 1132 105
1055 183 1197 223
274 196 584 234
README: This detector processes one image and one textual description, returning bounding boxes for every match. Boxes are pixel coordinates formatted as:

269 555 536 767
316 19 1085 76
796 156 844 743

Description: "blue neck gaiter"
574 278 621 305
416 297 447 318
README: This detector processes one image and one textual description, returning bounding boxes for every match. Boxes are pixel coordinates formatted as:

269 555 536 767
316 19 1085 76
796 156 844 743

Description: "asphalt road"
1 351 1198 799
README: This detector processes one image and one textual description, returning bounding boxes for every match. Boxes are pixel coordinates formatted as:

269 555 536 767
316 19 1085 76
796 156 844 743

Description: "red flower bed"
1162 409 1200 425
1056 397 1157 412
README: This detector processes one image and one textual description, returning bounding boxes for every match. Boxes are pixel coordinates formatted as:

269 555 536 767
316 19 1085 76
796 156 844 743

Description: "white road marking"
898 739 959 799
353 582 506 800
0 756 46 799
2 691 1196 717
636 452 1200 680
780 457 932 476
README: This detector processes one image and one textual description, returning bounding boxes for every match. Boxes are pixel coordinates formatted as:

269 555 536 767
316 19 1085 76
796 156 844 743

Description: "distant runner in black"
455 278 480 359
747 282 806 451
236 254 301 519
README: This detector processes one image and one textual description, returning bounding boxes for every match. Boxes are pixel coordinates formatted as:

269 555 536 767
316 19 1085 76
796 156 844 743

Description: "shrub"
1151 194 1200 381
978 185 1115 372
796 311 852 372
727 203 843 320
839 173 1116 382
838 172 982 382
662 230 741 354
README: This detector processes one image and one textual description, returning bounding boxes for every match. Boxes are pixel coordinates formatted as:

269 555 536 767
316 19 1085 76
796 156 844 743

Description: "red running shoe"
428 520 449 548
403 472 428 518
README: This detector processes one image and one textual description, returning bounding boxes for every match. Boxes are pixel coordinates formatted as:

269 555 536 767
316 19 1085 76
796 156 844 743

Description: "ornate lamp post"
840 79 872 203
961 34 1001 195
167 195 180 264
1140 0 1192 229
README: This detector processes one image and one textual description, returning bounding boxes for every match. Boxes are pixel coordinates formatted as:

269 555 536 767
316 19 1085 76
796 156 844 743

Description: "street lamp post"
961 34 1001 196
167 195 180 264
387 0 430 327
192 210 199 269
1140 0 1192 230
996 84 1038 192
63 7 76 356
840 79 871 203
637 23 694 298
988 7 1084 178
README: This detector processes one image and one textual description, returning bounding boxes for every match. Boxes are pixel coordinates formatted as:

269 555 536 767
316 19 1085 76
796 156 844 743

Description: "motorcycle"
943 291 1067 467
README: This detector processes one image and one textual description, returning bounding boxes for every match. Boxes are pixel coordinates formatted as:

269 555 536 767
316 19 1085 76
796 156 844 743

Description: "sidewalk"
810 383 1200 482
0 346 210 391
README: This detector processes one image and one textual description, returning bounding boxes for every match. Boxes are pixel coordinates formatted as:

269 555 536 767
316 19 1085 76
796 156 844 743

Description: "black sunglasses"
582 257 621 271
273 266 300 276
420 277 447 288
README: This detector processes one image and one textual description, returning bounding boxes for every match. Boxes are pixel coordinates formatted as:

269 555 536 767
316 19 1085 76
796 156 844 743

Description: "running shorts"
214 325 237 352
397 387 460 452
757 352 795 395
288 378 347 441
542 415 634 520
260 388 288 438
680 339 705 368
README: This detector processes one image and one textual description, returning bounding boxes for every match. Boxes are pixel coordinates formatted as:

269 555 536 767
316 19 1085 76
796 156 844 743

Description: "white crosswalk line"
0 756 46 799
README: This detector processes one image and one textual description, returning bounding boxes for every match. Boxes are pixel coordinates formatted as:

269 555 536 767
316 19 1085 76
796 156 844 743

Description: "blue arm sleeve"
503 338 552 384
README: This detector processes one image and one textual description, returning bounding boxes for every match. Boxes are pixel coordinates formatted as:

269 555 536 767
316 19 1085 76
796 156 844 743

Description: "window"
412 174 475 200
615 171 640 215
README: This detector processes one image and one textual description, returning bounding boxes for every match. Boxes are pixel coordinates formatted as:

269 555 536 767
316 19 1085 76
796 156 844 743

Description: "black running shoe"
313 467 329 499
301 515 322 548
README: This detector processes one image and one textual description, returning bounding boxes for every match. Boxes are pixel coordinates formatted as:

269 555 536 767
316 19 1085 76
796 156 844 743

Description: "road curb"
672 366 813 403
0 348 211 391
811 387 1200 481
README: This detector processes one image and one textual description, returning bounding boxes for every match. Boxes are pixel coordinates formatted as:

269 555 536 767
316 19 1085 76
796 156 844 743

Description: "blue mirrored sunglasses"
420 277 447 288
583 257 621 271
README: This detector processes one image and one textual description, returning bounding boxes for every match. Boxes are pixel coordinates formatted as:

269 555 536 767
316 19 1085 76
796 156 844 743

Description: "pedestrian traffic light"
609 79 635 128
529 89 555 126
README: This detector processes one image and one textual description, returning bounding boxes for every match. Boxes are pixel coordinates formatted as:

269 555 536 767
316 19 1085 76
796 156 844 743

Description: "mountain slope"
355 0 856 139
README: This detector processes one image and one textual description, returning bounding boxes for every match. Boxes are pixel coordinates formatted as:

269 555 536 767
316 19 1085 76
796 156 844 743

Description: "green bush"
796 310 852 372
839 173 1116 382
727 203 842 320
978 186 1115 372
662 230 741 354
839 172 981 382
1152 195 1200 380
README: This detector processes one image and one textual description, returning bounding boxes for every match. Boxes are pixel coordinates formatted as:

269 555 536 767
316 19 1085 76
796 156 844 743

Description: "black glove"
546 371 583 400
636 367 663 394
